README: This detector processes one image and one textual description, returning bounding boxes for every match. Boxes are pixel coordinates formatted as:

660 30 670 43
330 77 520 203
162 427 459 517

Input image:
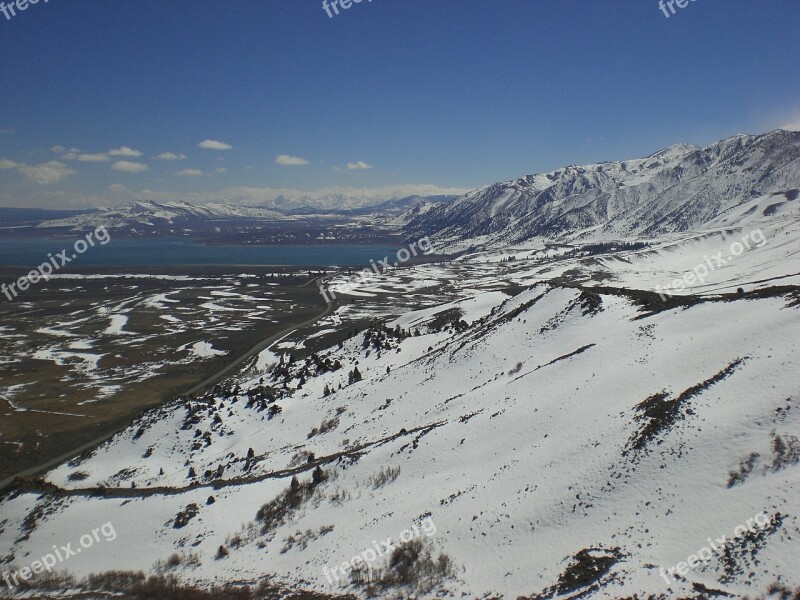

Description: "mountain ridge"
406 129 800 252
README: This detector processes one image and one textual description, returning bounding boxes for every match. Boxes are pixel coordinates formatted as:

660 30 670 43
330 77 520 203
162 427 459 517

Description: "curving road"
0 274 336 492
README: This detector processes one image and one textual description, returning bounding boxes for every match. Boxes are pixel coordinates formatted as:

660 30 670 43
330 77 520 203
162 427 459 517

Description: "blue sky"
0 0 798 208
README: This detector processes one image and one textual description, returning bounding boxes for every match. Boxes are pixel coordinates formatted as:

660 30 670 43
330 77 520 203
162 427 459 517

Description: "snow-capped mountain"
33 200 287 232
263 192 456 211
407 129 800 252
31 196 455 235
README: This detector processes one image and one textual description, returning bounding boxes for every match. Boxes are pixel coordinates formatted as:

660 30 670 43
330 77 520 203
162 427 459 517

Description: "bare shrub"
3 570 309 599
741 581 800 600
153 551 201 574
771 433 800 471
354 537 455 594
3 569 77 593
281 525 334 553
329 486 351 505
255 471 328 534
368 466 401 490
727 452 760 488
127 574 253 599
307 417 340 439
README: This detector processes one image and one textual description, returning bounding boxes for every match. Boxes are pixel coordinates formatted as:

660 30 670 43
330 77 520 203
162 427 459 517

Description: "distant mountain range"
0 196 454 241
5 130 799 253
262 191 457 211
405 129 800 251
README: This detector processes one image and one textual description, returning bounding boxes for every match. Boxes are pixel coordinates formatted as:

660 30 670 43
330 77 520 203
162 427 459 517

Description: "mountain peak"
647 142 700 160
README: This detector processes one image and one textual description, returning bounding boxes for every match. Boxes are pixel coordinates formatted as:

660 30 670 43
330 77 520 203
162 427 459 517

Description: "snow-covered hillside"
1 222 797 598
406 129 800 252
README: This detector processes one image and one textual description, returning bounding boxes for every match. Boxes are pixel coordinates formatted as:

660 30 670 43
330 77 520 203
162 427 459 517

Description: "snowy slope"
406 130 800 252
1 247 797 599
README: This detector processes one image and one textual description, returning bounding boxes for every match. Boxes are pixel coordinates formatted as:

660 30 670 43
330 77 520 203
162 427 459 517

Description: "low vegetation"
626 359 745 457
727 452 761 487
153 551 201 574
519 547 621 599
350 537 455 594
307 416 340 439
727 433 800 487
743 582 800 600
255 470 328 534
367 465 401 489
0 569 357 599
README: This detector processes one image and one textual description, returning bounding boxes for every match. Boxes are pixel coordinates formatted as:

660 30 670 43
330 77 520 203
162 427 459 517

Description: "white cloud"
77 153 110 162
51 145 66 154
275 154 309 166
107 184 129 193
347 160 373 170
154 152 187 161
176 168 204 177
216 167 227 174
60 147 82 160
198 139 233 151
108 146 143 158
1 158 76 184
781 120 800 132
111 160 149 173
18 161 76 185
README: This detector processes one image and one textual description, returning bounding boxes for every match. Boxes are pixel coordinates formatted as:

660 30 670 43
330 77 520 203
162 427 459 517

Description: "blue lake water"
0 237 400 268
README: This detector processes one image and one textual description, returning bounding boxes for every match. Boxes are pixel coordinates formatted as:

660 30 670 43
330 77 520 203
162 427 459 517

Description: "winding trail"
11 421 445 500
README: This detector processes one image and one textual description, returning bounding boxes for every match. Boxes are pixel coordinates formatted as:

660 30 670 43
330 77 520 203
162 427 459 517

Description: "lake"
0 237 400 268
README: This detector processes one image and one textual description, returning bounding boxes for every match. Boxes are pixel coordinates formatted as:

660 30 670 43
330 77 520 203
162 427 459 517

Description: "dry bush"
368 466 401 490
352 537 455 594
153 551 201 574
255 472 327 534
